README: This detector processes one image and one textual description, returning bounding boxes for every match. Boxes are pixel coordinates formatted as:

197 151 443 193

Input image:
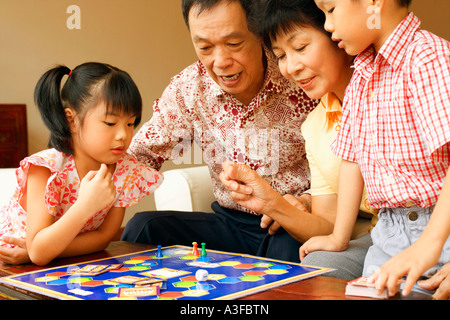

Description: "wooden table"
0 241 431 301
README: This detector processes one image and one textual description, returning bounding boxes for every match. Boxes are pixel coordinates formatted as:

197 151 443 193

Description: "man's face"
188 1 265 105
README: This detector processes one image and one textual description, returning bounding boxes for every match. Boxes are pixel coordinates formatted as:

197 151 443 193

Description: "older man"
121 0 316 262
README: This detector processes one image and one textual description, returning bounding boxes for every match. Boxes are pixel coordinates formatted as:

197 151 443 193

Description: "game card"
118 286 160 298
134 278 167 289
111 276 147 284
140 268 190 279
68 264 123 276
110 275 167 290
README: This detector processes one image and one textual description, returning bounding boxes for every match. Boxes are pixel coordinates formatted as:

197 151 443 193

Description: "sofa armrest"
0 168 17 207
154 166 216 213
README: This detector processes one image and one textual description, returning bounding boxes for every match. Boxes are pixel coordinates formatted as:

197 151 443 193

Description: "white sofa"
0 168 17 208
154 166 215 213
0 166 216 226
1 166 369 239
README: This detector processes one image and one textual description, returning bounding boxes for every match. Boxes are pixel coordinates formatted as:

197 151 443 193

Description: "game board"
0 245 333 300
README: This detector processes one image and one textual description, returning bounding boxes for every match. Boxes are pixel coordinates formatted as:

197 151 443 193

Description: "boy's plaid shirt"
332 13 450 209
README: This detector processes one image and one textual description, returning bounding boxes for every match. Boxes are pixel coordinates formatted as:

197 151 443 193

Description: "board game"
0 245 332 300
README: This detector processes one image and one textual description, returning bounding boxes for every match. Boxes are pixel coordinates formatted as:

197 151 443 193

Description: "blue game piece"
156 245 163 258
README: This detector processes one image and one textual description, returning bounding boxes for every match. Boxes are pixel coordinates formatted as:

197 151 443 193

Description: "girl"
0 62 163 266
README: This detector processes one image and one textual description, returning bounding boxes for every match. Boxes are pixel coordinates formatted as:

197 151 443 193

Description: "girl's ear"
64 108 78 133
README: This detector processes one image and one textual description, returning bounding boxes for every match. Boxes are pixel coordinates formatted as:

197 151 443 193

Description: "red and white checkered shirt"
332 13 450 209
130 47 316 214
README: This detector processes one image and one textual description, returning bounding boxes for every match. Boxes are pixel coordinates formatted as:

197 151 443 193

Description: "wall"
411 0 450 40
0 0 199 222
1 0 449 158
0 0 198 157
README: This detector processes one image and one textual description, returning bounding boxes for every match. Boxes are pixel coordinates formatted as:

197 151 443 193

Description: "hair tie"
68 69 73 76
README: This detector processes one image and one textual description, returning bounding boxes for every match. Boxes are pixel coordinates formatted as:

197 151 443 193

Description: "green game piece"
201 243 207 257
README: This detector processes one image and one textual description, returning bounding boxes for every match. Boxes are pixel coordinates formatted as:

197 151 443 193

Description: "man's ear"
64 108 78 133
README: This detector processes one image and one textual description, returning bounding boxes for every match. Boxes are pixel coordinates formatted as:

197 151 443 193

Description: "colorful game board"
0 245 332 300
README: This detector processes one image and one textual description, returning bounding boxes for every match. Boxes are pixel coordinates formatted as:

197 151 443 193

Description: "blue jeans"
363 206 450 278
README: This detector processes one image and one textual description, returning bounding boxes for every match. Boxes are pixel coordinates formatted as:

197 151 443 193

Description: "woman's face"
271 24 352 100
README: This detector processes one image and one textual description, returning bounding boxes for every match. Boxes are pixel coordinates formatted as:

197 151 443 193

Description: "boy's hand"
299 234 347 261
368 238 441 297
418 263 450 300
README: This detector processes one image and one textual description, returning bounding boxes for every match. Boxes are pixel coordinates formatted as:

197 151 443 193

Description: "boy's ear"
64 108 78 133
372 0 384 9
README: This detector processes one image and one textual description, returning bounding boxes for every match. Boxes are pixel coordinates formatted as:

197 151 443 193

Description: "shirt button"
370 91 376 98
408 211 419 221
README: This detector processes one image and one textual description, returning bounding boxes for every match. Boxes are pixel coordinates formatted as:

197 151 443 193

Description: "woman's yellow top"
301 93 378 234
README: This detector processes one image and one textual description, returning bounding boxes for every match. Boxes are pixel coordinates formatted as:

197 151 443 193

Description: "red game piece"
192 242 200 256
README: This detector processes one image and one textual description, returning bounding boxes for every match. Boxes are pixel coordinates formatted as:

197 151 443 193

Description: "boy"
301 0 450 297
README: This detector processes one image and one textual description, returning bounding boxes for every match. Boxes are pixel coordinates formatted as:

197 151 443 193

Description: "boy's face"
314 0 378 56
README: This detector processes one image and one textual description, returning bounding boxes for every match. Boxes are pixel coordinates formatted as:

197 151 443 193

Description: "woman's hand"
220 161 279 213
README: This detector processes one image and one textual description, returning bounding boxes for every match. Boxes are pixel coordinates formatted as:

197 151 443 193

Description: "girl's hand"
299 234 347 261
0 236 30 265
76 164 116 215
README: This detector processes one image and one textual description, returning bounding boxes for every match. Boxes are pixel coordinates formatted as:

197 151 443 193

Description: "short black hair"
250 0 329 49
34 62 142 154
182 0 256 32
400 0 412 7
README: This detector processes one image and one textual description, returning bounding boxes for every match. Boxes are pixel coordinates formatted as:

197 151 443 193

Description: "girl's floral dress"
0 149 163 248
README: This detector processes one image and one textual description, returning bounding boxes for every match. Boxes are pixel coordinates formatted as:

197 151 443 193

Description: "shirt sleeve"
331 101 357 163
128 75 195 171
411 43 450 162
17 155 65 216
113 156 164 208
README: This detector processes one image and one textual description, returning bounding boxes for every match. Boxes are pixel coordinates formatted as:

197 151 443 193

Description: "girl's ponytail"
34 66 73 154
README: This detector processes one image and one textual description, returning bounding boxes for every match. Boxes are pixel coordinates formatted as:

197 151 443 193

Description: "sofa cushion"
0 169 17 207
154 166 216 213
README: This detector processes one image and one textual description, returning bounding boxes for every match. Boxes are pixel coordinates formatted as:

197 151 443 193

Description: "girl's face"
69 102 136 168
271 25 353 100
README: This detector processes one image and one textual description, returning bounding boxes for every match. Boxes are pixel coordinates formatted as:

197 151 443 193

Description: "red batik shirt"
129 47 316 214
332 13 450 209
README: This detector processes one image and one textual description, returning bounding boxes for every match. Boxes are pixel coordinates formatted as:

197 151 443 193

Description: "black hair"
250 0 329 50
34 62 142 155
351 0 412 7
182 0 256 33
400 0 412 7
